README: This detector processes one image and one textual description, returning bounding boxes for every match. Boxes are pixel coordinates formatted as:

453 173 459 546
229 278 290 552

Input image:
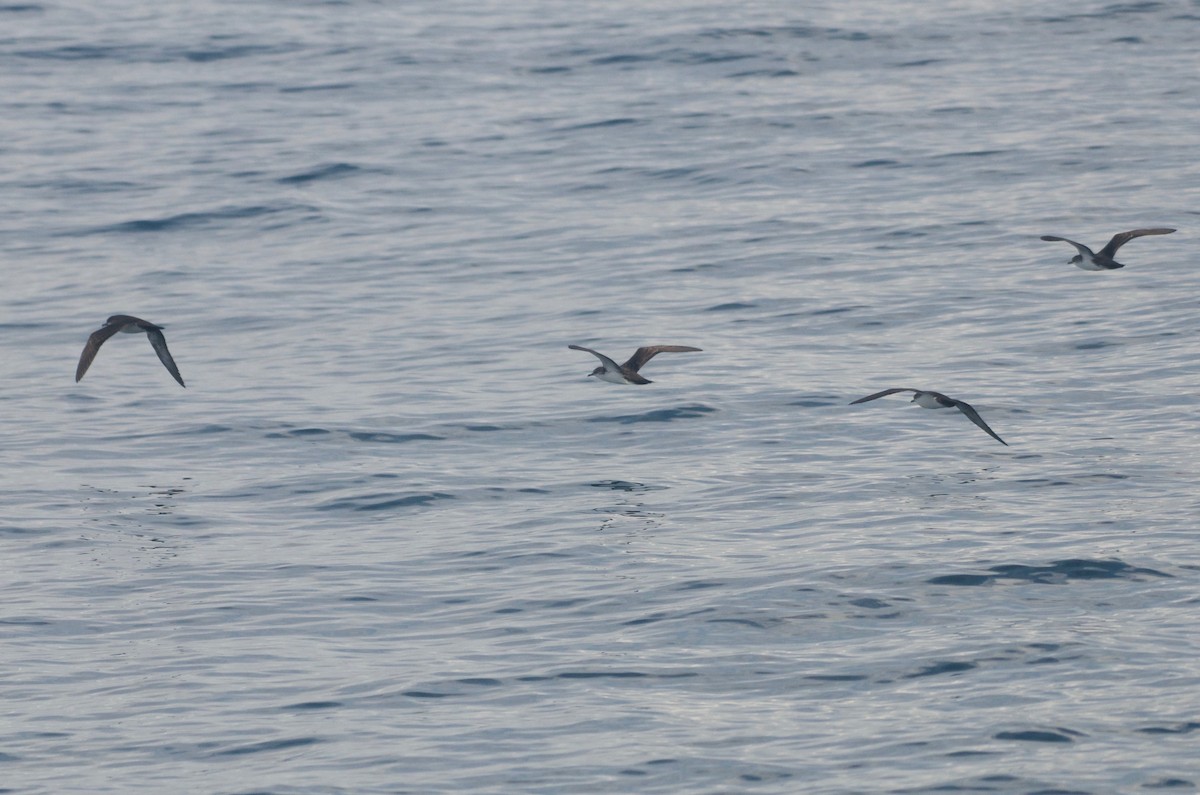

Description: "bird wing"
75 322 124 382
623 345 702 373
848 388 916 405
568 345 622 372
146 328 186 387
1098 228 1176 259
1039 235 1093 258
951 399 1008 446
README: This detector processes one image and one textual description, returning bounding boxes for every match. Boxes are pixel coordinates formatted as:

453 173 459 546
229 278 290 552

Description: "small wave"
994 728 1080 743
1138 722 1200 735
456 678 502 687
178 43 301 63
587 404 716 425
277 162 362 184
672 51 755 65
21 177 141 194
264 424 445 444
213 736 321 757
16 41 300 63
700 25 871 42
278 82 356 93
0 525 50 537
560 117 639 131
553 669 687 680
927 573 991 586
397 670 692 700
787 395 845 408
675 580 723 591
589 54 655 66
403 690 451 699
645 166 700 180
77 203 314 235
928 558 1170 586
1043 3 1167 23
810 305 867 316
15 44 133 61
347 431 443 444
589 480 663 492
852 159 906 168
317 492 455 512
263 427 330 439
728 68 800 78
933 149 1007 159
906 660 977 678
707 617 767 629
281 701 343 711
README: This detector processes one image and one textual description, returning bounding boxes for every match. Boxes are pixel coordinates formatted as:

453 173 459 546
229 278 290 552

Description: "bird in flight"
568 344 701 384
76 315 186 387
849 388 1007 445
1039 228 1175 270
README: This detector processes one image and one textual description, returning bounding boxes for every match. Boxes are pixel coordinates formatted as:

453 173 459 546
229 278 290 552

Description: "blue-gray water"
2 1 1199 793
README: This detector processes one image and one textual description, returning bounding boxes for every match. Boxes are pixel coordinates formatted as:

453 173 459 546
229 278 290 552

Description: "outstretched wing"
623 345 702 373
75 322 123 382
849 388 916 405
568 345 622 372
146 328 186 387
1039 235 1093 258
951 399 1007 446
1098 228 1175 259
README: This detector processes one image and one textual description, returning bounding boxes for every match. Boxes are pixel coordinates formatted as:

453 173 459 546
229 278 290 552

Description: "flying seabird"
849 388 1007 445
76 315 186 387
568 344 701 384
1040 228 1175 270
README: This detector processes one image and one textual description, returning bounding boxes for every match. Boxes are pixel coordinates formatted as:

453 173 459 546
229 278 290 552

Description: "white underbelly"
913 393 949 409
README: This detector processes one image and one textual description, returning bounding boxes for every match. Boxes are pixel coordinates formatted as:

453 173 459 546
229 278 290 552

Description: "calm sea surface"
2 1 1199 793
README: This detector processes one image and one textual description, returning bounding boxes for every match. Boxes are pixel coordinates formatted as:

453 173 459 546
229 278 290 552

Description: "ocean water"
2 1 1199 793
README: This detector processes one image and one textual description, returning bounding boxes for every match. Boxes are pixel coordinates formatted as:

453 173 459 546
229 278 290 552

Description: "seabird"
76 315 186 387
1040 228 1175 270
568 344 701 384
849 388 1007 445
